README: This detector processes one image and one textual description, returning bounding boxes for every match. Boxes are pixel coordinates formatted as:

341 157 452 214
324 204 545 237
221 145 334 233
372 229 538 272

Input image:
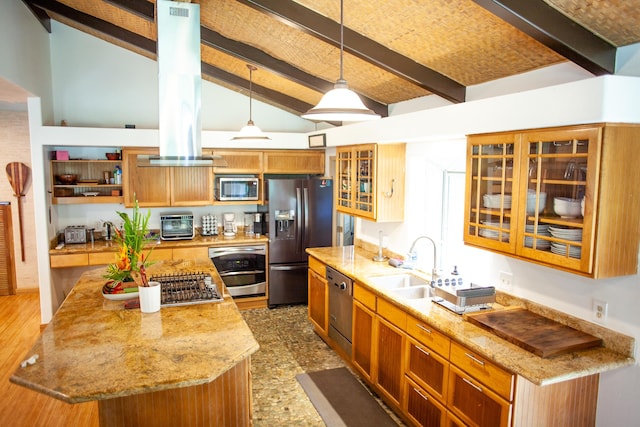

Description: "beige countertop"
10 259 259 403
306 246 635 386
50 231 269 255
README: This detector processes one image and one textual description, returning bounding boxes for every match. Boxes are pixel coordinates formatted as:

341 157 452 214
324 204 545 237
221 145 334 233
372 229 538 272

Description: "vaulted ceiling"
22 0 640 121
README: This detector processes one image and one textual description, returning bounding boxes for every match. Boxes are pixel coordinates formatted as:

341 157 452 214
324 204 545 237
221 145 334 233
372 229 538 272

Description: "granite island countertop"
10 259 259 403
306 245 635 386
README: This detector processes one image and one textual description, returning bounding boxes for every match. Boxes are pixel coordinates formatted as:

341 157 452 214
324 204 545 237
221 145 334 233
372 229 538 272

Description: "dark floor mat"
296 367 399 427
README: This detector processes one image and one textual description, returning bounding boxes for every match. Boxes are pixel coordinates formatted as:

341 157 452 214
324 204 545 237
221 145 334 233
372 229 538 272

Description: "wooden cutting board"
466 307 602 358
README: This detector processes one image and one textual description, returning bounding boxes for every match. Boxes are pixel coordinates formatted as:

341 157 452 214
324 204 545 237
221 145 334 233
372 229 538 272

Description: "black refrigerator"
266 178 333 307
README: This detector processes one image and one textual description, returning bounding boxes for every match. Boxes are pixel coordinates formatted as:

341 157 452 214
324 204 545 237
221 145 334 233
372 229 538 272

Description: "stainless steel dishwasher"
326 266 353 357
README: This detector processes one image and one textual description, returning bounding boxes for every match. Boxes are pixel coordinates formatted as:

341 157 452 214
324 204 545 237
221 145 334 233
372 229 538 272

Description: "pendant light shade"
302 0 380 122
232 64 270 141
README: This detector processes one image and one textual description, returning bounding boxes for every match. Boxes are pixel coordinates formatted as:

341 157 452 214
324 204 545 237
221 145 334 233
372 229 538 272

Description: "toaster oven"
160 212 195 240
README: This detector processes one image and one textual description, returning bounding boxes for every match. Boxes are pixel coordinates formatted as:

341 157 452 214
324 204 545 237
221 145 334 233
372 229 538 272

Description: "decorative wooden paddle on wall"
5 162 30 261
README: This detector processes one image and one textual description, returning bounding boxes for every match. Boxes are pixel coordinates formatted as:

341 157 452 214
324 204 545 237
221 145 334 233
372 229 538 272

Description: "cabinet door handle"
413 387 429 401
416 323 432 334
415 344 431 358
464 352 485 366
462 377 483 393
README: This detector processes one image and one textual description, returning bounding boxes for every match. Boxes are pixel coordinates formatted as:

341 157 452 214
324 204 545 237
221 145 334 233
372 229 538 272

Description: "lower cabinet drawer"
404 376 447 427
50 253 88 268
405 336 449 402
88 251 117 265
447 364 512 427
449 341 514 401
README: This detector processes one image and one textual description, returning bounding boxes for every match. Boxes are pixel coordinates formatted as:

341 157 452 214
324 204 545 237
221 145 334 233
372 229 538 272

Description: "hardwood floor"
0 293 99 427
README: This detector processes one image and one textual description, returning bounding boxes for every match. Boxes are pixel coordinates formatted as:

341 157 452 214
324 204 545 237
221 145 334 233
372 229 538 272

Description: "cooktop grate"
150 271 224 306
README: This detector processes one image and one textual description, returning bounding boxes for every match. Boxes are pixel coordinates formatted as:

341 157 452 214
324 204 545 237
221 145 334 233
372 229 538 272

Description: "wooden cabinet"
307 256 328 336
375 298 407 407
404 376 448 427
122 147 213 207
352 284 376 382
447 341 513 427
263 150 325 174
51 160 124 204
465 123 640 278
207 149 263 174
336 143 405 222
172 246 208 261
403 315 450 427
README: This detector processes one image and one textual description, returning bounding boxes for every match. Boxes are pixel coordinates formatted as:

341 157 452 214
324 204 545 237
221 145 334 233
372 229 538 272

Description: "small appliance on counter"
200 214 218 236
64 226 87 244
432 279 496 315
222 212 237 237
253 212 267 235
160 212 195 240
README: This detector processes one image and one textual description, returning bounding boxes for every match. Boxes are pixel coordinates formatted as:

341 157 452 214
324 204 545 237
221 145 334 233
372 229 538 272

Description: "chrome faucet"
408 236 440 278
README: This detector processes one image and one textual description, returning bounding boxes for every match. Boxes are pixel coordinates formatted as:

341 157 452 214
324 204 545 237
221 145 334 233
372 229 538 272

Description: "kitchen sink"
366 273 431 290
388 285 432 300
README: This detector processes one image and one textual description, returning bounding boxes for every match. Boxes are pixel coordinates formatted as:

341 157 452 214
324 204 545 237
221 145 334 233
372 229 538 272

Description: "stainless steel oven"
209 244 267 298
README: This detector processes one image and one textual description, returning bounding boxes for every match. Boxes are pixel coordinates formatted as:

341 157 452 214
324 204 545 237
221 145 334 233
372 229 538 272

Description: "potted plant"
103 199 155 292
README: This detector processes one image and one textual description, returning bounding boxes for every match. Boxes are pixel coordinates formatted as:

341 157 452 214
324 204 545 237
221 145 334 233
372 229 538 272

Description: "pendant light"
232 64 271 141
302 0 380 122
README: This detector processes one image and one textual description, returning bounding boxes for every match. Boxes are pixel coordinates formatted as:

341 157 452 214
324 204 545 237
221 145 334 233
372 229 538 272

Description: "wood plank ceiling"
22 0 640 122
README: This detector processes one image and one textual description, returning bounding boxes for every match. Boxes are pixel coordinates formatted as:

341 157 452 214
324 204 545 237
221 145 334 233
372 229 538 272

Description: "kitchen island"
11 259 259 427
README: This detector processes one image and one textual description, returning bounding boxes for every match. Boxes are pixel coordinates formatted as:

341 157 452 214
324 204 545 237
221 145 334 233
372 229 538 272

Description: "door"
306 178 333 248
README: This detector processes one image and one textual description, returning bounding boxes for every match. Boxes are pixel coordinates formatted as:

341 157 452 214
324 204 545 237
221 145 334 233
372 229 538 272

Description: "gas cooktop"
150 272 224 307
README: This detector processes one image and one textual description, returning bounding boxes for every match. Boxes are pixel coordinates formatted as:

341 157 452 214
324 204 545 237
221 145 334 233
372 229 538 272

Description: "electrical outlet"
499 271 513 289
593 299 608 323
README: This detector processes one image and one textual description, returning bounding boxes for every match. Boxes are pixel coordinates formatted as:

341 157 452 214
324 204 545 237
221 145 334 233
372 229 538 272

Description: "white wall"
48 21 316 133
0 0 53 119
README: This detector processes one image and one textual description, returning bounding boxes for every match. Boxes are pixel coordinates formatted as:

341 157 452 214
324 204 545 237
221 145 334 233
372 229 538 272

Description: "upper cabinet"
336 143 405 222
206 149 263 174
122 147 213 207
464 123 640 278
51 160 124 205
263 150 325 174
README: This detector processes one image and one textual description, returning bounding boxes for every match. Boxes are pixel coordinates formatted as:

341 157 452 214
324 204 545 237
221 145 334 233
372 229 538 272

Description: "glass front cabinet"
464 124 640 278
336 143 405 222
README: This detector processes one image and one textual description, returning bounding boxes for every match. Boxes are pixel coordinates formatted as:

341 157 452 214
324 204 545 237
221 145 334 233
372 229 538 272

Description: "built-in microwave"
215 177 259 201
160 212 195 240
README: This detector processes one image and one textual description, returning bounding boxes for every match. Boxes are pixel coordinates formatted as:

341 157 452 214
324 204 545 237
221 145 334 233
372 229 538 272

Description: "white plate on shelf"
82 192 100 197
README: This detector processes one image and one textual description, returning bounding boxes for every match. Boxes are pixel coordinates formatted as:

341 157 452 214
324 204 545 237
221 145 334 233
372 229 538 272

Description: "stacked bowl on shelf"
482 193 511 209
526 190 547 215
553 197 582 218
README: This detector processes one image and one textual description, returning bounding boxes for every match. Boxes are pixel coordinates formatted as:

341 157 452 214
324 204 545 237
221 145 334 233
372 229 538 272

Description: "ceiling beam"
103 0 154 22
22 0 51 33
473 0 616 75
237 0 466 103
26 0 156 53
201 63 314 115
200 26 388 118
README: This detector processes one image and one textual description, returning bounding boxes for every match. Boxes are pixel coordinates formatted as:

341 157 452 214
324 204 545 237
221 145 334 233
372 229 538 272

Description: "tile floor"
242 305 405 426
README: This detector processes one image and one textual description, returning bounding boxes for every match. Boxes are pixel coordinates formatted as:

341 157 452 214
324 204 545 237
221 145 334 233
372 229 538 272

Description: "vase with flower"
102 199 156 297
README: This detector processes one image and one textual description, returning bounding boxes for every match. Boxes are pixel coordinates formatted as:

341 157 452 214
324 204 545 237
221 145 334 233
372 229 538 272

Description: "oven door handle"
218 270 265 277
270 264 308 271
209 247 266 256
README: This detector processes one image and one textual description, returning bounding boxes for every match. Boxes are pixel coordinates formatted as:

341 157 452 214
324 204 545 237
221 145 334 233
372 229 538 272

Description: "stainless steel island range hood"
141 0 223 167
